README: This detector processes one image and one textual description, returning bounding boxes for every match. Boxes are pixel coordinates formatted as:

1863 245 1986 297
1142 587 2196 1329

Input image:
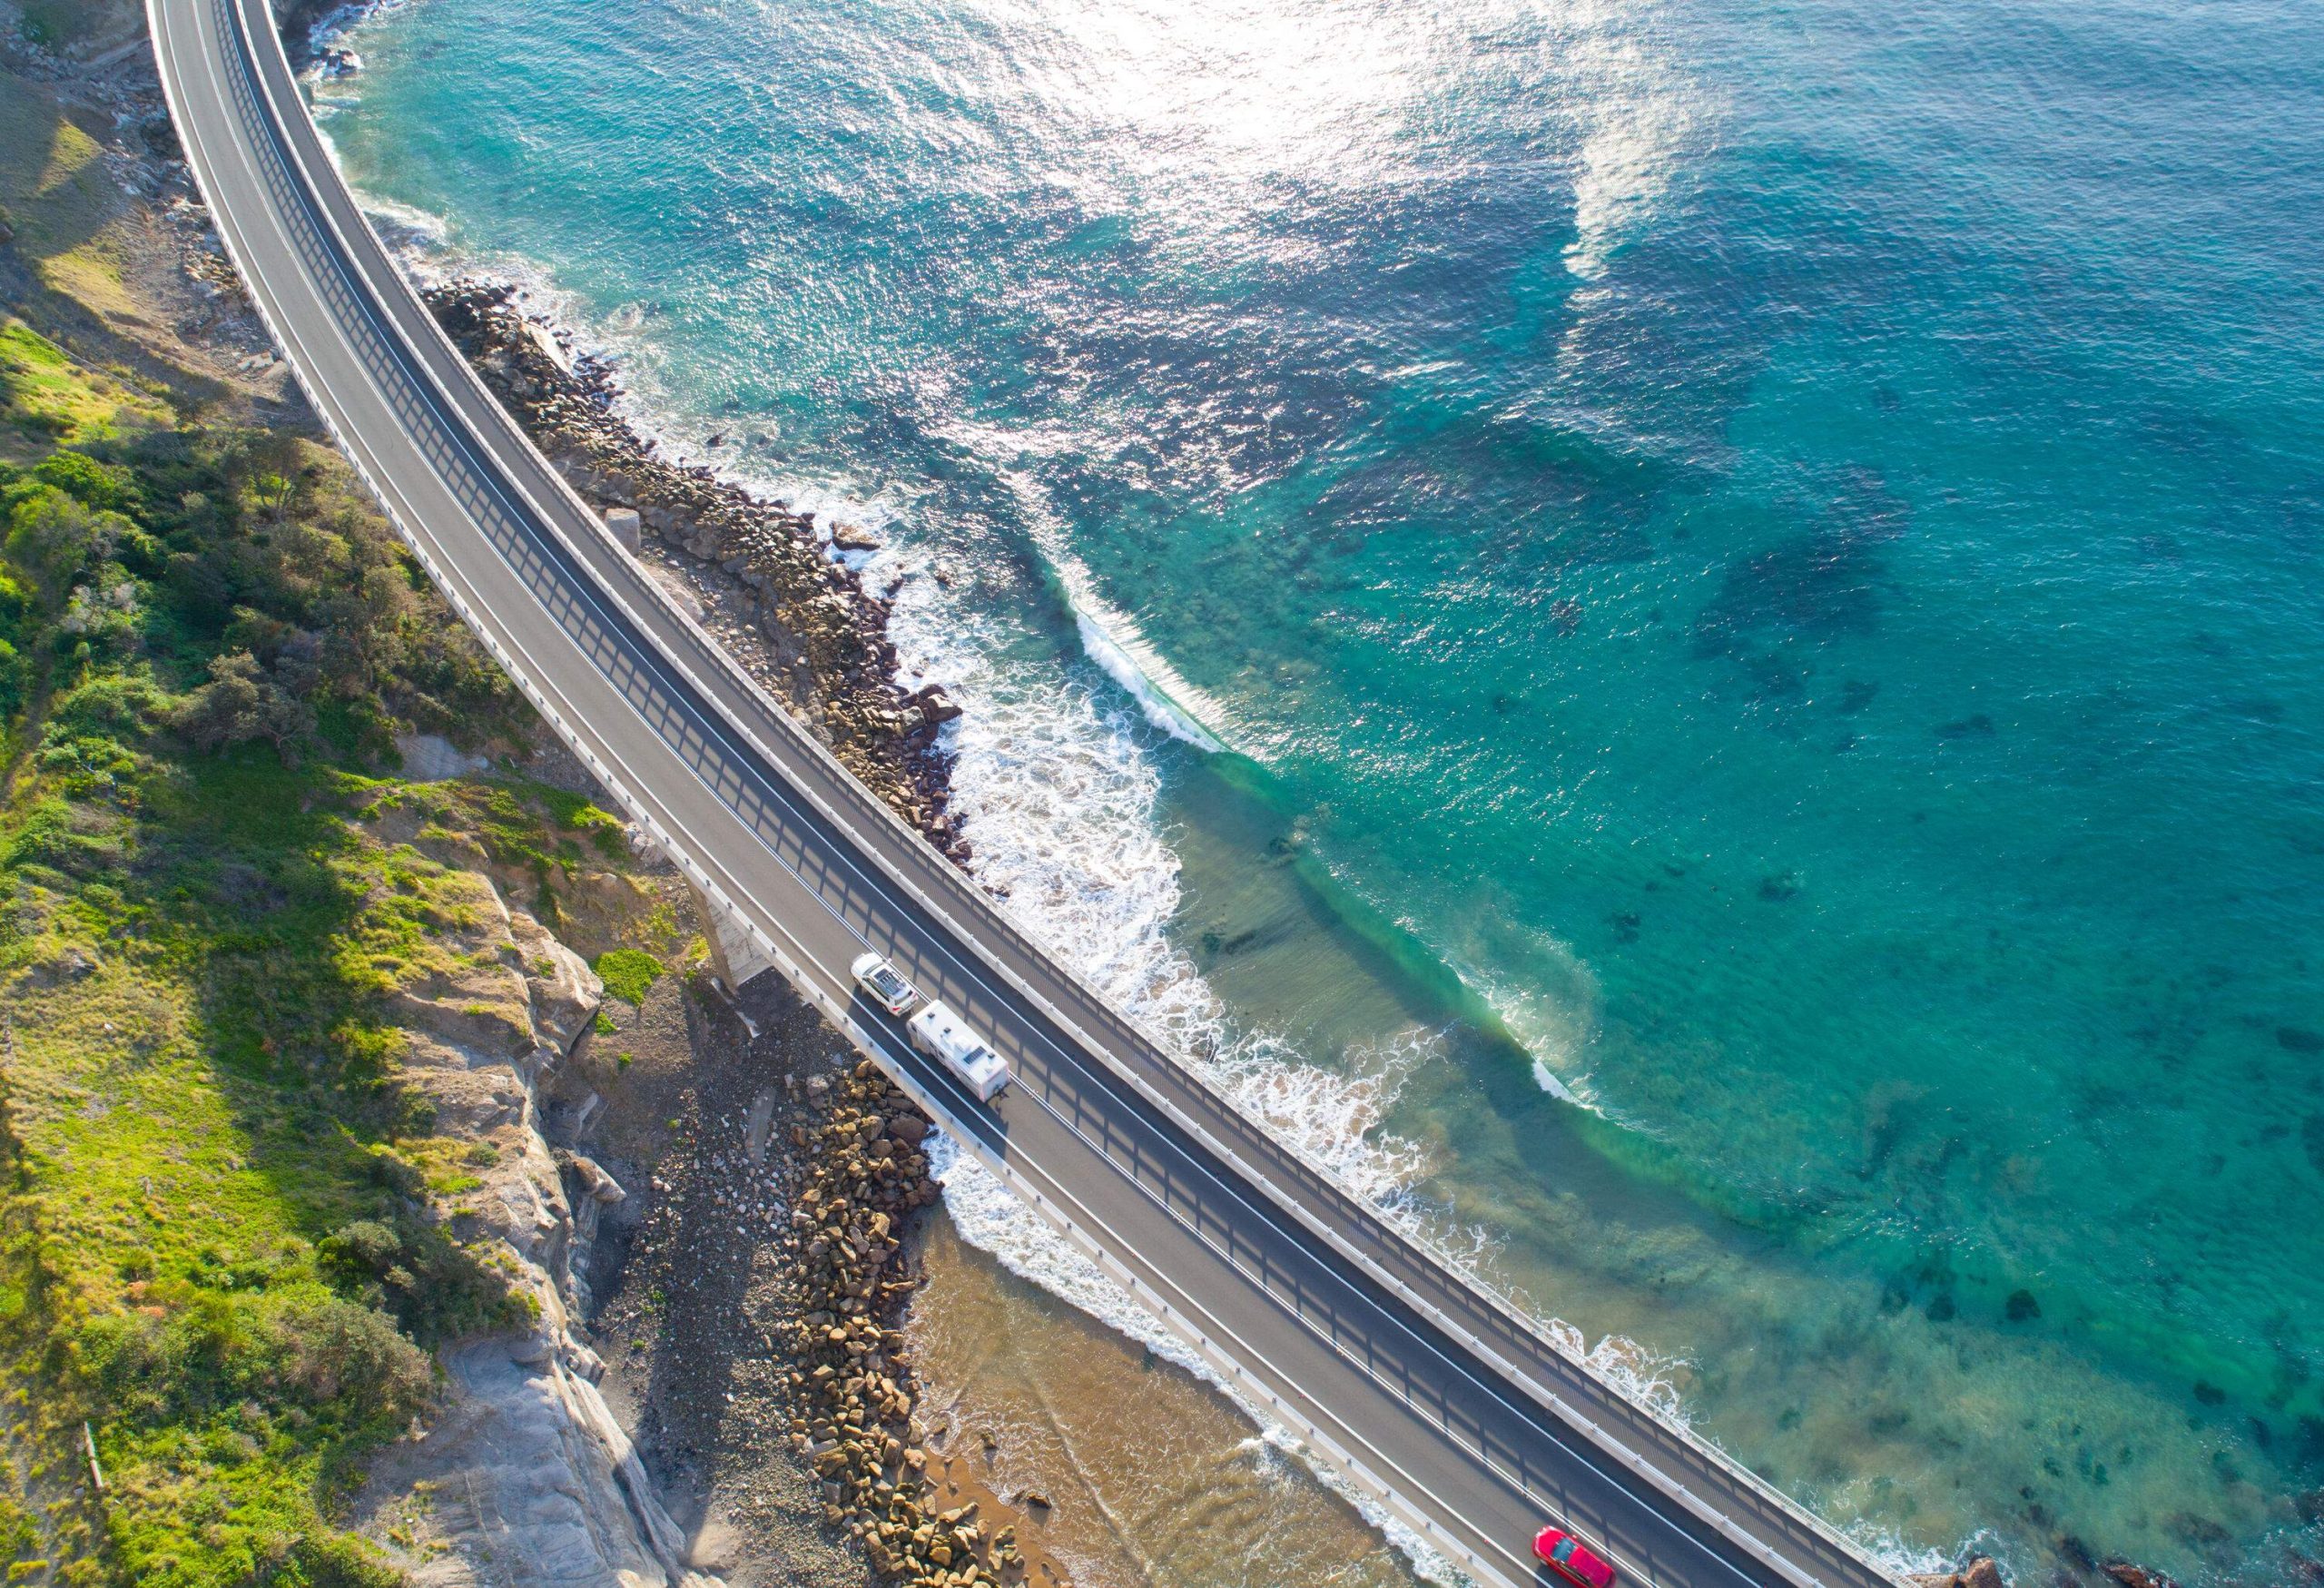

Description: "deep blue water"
320 0 2324 1578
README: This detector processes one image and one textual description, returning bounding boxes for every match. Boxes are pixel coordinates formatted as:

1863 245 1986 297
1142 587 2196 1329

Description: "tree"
171 650 313 762
4 487 123 606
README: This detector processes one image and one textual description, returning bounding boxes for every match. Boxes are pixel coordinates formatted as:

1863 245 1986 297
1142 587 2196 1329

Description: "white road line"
154 7 1888 1585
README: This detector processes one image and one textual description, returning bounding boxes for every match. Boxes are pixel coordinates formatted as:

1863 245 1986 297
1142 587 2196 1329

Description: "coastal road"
147 2 1904 1584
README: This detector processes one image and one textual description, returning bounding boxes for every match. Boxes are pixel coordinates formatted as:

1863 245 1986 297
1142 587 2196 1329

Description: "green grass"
0 69 154 354
0 342 565 1584
1 744 532 1588
362 776 625 919
0 323 165 457
590 948 663 1006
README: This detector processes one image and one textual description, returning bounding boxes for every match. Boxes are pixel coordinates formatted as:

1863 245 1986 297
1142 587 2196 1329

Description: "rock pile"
1906 1560 2003 1588
770 1060 1028 1584
424 280 970 864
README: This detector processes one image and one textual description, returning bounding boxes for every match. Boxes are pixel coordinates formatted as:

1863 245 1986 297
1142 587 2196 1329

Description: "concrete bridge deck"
145 3 1904 1583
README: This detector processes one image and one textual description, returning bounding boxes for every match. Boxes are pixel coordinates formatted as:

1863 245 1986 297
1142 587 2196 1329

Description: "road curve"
147 3 1904 1584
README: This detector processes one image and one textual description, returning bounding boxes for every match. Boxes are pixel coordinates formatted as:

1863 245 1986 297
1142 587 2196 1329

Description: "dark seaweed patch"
1691 469 1907 667
1691 527 1886 660
2171 1513 2230 1548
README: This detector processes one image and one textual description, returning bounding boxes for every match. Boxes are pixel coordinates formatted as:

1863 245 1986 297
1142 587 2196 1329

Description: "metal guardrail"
160 4 1901 1583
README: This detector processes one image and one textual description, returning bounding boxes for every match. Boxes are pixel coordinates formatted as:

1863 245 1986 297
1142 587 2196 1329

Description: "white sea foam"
1846 1521 1962 1583
1531 1057 1582 1105
925 1129 1211 1382
352 192 452 252
1059 579 1226 754
910 434 1243 755
1071 606 1216 750
1466 942 1635 1126
316 100 1709 1545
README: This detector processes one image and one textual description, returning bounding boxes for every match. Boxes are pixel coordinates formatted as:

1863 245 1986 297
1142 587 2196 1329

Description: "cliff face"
331 802 723 1588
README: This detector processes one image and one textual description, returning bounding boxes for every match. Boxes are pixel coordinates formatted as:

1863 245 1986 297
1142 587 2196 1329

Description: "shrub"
172 651 314 763
592 947 663 1006
30 451 136 513
319 1216 518 1346
275 1298 429 1425
4 488 135 607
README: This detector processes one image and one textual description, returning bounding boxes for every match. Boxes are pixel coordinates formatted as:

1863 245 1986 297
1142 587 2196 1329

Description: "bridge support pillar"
685 879 775 991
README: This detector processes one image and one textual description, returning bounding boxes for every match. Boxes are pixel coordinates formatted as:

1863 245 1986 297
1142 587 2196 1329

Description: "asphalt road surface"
147 2 1904 1583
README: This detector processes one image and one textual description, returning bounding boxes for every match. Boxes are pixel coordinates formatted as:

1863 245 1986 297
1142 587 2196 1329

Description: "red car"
1534 1526 1618 1588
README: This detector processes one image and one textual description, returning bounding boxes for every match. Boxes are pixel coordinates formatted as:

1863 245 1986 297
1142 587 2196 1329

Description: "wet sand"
904 1209 1427 1588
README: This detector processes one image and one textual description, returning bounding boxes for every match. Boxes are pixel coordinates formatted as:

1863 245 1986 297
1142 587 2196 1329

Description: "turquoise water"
317 0 2324 1579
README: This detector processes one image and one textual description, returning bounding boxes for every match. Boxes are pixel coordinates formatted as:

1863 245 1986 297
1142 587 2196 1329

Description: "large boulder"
1908 1560 2004 1588
510 906 603 1060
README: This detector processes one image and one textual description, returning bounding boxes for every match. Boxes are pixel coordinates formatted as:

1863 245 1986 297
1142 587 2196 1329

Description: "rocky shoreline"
423 279 971 864
411 279 1101 1588
777 1065 1050 1588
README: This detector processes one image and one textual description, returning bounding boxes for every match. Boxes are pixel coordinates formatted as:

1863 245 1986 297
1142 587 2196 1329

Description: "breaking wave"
312 81 1711 1557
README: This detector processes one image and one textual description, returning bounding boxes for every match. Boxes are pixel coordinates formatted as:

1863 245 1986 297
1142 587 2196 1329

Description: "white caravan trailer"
905 1001 1011 1102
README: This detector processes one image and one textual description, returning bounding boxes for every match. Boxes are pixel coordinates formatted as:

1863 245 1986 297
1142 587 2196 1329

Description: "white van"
905 1001 1011 1102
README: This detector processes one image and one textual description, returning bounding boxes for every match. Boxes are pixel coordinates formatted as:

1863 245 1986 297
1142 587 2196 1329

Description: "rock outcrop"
1907 1559 2004 1588
2098 1563 2179 1588
358 854 721 1588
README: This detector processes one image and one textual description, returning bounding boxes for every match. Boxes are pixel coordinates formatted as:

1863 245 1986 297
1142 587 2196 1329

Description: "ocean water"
311 0 2324 1580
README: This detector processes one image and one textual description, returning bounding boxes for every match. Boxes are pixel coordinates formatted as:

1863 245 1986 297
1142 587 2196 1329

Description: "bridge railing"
732 697 1892 1587
199 4 1895 1580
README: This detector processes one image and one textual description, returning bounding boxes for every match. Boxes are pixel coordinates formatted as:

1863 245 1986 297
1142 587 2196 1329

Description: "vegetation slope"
0 290 633 1588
